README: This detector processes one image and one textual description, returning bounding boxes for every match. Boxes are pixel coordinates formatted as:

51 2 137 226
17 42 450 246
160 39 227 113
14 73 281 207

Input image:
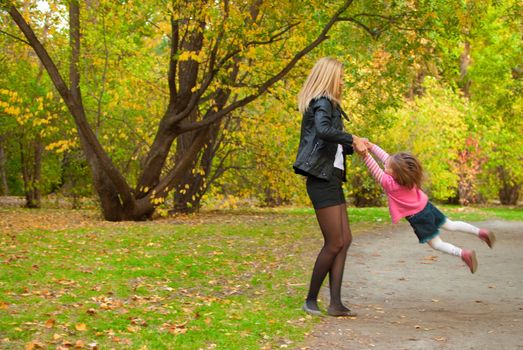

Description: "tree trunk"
172 124 220 213
498 166 521 205
0 135 9 196
499 184 520 205
459 40 472 98
407 70 426 99
20 138 43 208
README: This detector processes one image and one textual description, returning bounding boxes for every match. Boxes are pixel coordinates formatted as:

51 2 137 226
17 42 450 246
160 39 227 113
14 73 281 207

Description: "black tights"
306 203 352 310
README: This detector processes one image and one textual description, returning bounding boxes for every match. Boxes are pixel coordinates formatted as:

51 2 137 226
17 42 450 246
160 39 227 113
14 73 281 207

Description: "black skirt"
306 168 346 209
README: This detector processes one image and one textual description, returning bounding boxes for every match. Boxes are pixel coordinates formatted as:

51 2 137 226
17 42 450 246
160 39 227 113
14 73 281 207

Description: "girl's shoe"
461 249 478 273
302 302 323 316
479 229 496 248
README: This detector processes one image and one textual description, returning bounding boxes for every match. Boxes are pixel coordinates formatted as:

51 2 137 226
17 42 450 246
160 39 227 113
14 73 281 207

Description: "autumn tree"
2 0 376 220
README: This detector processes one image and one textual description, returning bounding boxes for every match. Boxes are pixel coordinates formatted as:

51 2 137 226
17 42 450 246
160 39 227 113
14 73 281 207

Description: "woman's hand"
352 136 368 156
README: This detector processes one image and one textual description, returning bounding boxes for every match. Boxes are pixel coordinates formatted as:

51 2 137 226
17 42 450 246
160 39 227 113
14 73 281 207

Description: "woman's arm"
313 98 353 147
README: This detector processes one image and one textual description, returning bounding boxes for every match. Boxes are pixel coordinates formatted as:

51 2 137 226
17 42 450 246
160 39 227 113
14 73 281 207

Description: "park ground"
0 203 522 349
302 220 523 350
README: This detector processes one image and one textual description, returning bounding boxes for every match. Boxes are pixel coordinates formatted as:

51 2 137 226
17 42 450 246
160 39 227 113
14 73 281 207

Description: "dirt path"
300 220 523 350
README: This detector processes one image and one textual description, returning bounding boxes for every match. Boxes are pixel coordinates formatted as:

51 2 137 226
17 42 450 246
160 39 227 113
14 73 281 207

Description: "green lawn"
0 205 521 349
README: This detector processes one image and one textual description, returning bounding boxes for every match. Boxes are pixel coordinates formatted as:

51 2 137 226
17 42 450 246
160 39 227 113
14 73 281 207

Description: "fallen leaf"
25 341 45 350
127 325 140 333
45 318 56 328
161 322 188 335
75 323 87 331
423 255 439 261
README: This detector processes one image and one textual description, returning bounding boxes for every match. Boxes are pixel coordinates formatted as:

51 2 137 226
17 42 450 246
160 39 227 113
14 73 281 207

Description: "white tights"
427 219 480 257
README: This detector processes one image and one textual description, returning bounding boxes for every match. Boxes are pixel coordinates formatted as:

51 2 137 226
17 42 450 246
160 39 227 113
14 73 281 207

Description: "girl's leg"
427 236 462 257
440 218 479 235
428 236 478 273
305 204 347 310
327 203 352 312
441 218 496 248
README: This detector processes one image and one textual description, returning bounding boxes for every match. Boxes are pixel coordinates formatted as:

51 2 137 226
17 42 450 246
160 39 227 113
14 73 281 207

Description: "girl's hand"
353 136 368 156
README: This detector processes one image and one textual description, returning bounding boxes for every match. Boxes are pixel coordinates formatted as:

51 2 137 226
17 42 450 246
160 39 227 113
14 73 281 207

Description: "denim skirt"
406 202 447 243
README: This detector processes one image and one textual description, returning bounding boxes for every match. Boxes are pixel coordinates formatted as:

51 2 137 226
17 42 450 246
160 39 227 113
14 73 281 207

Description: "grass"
0 212 322 350
270 203 523 223
0 205 521 349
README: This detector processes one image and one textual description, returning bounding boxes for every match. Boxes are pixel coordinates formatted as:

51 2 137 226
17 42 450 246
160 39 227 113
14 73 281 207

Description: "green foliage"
1 0 521 209
383 78 470 200
466 1 523 203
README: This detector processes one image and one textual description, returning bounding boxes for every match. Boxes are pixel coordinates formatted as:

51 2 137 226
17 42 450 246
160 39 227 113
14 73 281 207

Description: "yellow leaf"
25 341 44 350
75 323 87 331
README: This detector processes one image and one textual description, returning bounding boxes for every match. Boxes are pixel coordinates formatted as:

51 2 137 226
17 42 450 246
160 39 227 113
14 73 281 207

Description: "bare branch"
0 28 30 45
337 17 380 38
96 11 110 133
167 14 179 105
338 11 422 36
69 0 82 104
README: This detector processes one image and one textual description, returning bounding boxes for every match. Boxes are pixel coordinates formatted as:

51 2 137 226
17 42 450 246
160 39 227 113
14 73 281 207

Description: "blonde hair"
297 57 343 114
388 152 424 189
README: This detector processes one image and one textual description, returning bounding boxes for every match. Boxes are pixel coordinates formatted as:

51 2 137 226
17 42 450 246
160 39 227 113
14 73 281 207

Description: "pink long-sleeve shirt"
362 144 428 224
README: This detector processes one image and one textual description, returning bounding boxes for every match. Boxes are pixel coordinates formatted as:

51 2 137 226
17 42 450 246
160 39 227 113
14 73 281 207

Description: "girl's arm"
368 143 390 163
362 152 385 183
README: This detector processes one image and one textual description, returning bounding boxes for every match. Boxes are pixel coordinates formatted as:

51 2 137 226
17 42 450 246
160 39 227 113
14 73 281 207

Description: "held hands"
353 136 369 156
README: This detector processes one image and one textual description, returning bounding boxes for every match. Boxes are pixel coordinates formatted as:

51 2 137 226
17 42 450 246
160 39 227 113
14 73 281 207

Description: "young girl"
359 141 495 273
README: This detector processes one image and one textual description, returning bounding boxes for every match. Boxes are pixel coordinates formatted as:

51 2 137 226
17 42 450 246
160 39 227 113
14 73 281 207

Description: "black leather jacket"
293 97 354 181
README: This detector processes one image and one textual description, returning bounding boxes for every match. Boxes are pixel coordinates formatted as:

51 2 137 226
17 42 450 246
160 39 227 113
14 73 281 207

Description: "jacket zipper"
306 142 319 164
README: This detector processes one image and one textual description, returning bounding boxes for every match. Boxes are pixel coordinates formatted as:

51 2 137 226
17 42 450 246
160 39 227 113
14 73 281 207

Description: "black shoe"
327 305 357 317
302 302 323 316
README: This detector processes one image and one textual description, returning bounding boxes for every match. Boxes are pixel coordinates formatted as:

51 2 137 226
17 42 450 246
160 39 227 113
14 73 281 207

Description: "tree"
2 0 400 220
466 1 523 205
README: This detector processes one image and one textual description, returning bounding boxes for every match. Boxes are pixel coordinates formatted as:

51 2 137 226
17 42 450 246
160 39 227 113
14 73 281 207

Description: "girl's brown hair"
388 152 424 189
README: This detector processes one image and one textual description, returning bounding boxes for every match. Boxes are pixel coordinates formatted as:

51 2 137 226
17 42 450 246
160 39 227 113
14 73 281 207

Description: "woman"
293 57 366 317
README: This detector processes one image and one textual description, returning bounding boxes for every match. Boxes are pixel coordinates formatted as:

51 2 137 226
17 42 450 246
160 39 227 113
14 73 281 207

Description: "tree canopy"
1 0 521 219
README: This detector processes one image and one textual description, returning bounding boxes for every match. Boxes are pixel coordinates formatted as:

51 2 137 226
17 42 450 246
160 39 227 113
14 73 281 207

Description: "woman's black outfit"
293 96 357 316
